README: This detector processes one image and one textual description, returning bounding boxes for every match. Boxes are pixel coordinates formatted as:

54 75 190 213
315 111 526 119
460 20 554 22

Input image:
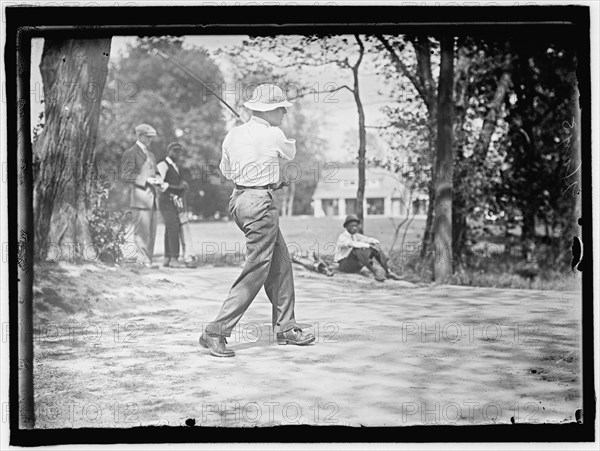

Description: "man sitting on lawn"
334 214 401 282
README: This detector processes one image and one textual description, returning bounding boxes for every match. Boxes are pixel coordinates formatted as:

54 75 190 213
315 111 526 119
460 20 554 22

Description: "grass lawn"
152 216 580 291
155 216 426 261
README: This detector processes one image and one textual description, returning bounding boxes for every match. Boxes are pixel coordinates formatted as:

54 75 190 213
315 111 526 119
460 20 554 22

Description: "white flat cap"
135 123 157 137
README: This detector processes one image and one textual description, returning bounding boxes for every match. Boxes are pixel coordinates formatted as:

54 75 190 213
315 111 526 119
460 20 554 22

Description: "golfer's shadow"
228 322 315 351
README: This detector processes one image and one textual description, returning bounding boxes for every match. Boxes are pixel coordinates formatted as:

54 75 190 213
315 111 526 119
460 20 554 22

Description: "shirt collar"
136 140 148 153
165 156 176 166
249 116 271 127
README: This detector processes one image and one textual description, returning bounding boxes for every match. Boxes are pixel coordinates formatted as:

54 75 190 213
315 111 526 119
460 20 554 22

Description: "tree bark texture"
33 39 111 261
433 35 455 283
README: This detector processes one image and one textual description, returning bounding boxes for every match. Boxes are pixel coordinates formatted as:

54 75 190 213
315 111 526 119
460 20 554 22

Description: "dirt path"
32 263 582 428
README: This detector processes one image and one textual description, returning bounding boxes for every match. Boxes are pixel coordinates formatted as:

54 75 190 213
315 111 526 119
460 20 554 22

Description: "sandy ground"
32 261 582 428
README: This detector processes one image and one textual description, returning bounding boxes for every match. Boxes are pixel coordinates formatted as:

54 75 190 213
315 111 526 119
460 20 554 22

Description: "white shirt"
157 156 179 180
219 116 296 186
334 230 380 262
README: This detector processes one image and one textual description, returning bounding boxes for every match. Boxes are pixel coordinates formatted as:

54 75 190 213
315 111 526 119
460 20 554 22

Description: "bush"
88 180 132 264
389 238 580 290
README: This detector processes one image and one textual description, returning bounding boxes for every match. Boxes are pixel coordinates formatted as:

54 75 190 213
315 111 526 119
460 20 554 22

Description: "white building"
312 166 428 218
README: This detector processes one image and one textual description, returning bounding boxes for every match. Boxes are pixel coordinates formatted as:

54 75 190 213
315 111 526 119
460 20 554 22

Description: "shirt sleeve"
339 233 371 249
273 128 296 160
219 132 232 180
355 233 379 245
337 232 353 248
157 161 168 180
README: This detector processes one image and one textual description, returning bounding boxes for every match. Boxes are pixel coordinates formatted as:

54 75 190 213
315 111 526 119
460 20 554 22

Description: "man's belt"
235 183 275 190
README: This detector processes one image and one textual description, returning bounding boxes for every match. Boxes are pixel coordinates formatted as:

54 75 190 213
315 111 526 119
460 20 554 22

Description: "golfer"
200 84 315 357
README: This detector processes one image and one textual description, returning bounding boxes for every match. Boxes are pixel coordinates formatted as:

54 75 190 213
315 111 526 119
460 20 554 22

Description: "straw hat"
243 84 293 112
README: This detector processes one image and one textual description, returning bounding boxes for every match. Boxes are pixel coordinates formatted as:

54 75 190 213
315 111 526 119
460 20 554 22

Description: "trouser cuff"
205 323 229 337
274 321 298 333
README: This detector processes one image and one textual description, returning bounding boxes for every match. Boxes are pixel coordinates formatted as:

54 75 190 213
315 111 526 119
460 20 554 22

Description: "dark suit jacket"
121 143 159 209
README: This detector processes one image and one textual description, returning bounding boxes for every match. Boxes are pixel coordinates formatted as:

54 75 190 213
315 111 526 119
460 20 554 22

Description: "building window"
413 199 427 215
345 199 357 215
367 198 384 215
321 199 339 216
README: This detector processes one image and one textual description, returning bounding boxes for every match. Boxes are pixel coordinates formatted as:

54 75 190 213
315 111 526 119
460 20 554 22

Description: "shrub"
88 180 132 264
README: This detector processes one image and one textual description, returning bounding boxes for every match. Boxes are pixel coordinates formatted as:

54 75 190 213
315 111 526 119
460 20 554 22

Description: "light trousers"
125 207 157 264
205 189 297 337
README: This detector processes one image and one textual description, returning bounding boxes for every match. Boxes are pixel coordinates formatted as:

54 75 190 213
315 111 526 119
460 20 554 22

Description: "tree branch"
376 34 425 96
365 124 396 129
290 84 353 101
475 54 513 159
353 34 365 70
412 36 437 116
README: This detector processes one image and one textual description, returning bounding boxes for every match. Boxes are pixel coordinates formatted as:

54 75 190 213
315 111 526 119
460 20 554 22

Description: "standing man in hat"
121 123 165 268
200 84 315 357
334 214 401 282
157 141 197 268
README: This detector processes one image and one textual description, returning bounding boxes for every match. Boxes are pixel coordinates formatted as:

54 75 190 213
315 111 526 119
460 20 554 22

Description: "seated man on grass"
334 214 401 282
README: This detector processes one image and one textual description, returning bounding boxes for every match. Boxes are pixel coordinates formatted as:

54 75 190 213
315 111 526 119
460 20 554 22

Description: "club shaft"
152 49 242 121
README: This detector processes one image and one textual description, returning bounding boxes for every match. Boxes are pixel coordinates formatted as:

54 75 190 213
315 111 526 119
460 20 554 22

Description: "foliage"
32 110 45 141
498 40 578 251
95 36 230 217
374 33 580 280
87 179 132 264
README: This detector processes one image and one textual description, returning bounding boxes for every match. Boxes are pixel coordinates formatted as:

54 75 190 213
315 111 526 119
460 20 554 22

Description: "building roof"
313 166 410 200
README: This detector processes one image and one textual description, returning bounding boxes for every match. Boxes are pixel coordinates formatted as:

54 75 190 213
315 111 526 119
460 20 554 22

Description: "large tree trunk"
33 39 111 261
433 35 455 282
412 36 438 259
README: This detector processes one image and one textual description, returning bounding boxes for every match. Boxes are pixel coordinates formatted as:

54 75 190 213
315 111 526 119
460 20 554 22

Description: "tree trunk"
353 35 366 227
355 75 366 227
451 44 470 268
433 35 455 283
287 181 296 216
520 121 537 245
33 39 111 261
413 37 438 260
477 69 512 160
420 172 435 259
